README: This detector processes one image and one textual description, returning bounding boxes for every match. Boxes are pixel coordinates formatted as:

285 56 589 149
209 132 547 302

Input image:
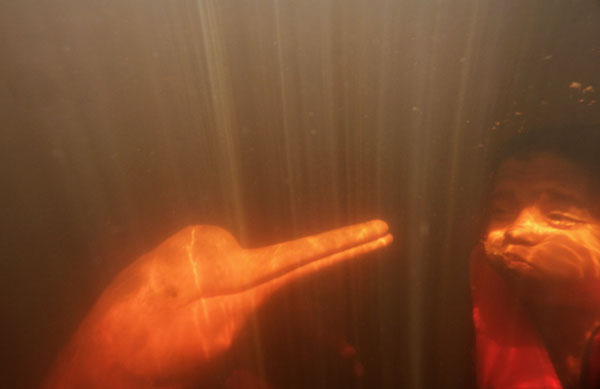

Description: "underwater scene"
2 0 600 387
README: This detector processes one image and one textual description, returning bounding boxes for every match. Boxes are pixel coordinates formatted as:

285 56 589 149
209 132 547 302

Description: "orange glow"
44 220 392 388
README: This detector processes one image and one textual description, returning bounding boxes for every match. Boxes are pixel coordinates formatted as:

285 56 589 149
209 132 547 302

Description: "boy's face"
484 152 600 306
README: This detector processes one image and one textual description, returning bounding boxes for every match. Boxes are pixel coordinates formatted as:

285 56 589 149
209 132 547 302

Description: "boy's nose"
503 208 548 246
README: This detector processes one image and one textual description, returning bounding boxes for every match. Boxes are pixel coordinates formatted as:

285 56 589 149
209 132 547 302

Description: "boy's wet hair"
490 125 600 188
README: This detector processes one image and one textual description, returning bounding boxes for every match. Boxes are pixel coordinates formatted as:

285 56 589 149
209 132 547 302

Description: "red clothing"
470 244 562 388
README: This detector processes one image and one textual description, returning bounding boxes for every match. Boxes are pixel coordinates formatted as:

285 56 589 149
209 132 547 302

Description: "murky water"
2 1 600 387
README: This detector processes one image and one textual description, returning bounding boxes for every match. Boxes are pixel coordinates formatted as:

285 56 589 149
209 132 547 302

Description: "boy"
473 127 600 388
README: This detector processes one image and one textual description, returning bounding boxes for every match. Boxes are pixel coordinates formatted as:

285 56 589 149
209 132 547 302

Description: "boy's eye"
546 212 583 228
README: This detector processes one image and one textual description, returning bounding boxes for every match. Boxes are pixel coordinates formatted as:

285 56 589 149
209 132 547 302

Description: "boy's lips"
502 252 536 270
487 248 539 273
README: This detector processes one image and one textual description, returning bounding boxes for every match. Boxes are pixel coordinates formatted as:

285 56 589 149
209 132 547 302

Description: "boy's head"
483 127 600 307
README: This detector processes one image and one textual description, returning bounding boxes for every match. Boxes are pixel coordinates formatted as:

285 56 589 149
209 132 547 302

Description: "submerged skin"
44 220 392 388
483 152 600 387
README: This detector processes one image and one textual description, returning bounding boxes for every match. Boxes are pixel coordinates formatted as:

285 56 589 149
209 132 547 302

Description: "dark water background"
2 0 600 387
